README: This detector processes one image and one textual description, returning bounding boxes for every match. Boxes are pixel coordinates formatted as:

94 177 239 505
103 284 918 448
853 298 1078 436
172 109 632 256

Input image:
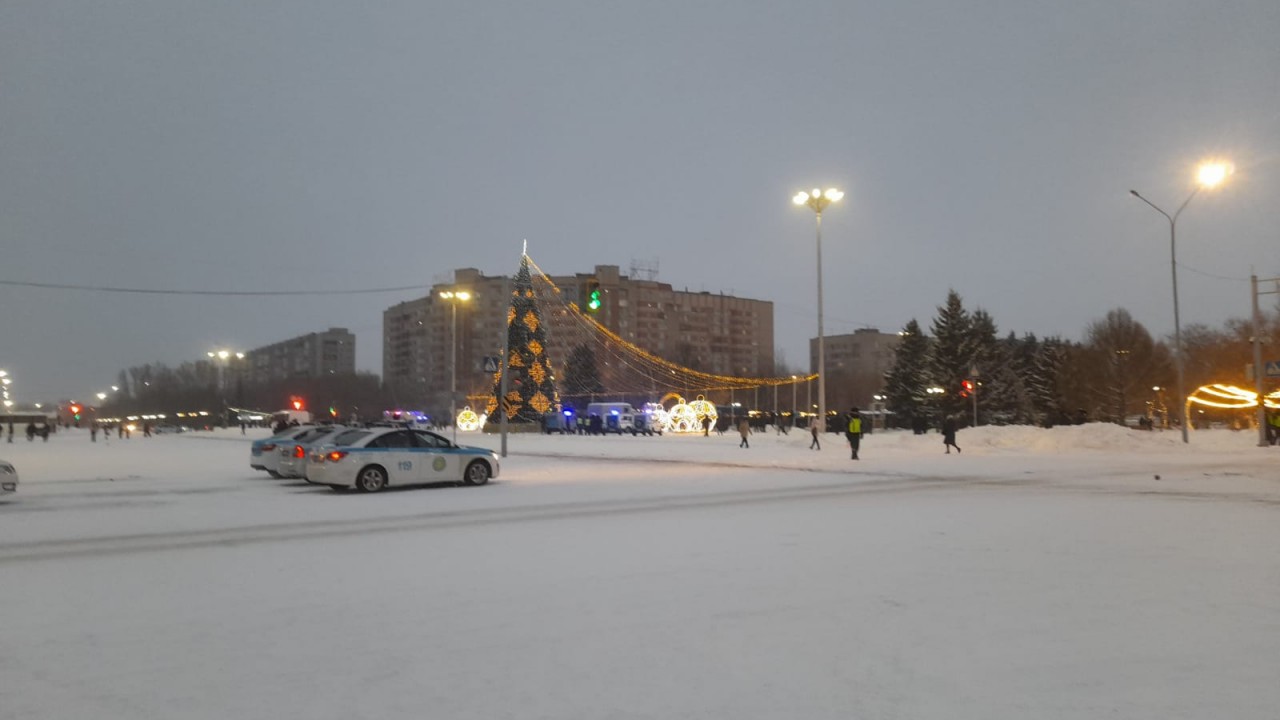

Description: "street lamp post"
207 349 245 426
439 290 472 444
791 375 797 429
1130 160 1232 443
793 187 844 434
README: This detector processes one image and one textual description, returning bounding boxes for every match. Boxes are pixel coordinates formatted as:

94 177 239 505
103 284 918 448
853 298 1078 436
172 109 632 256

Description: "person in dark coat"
943 416 961 454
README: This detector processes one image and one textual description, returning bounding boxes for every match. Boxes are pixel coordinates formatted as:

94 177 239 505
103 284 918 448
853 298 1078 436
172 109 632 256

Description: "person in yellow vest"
846 408 863 460
1267 410 1280 445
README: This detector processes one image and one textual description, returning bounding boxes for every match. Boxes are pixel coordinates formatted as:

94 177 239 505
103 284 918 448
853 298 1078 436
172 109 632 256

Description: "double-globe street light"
793 188 844 434
1130 160 1232 443
439 290 472 444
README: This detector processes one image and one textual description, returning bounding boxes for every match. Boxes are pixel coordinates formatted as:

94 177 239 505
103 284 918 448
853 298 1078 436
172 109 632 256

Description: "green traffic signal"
588 288 602 311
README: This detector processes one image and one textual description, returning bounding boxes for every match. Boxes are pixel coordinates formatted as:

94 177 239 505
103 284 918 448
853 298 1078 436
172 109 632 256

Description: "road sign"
1267 360 1280 378
482 356 500 373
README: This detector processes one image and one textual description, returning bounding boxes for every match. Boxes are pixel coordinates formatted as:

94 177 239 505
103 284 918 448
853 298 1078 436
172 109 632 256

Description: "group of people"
802 409 961 459
7 421 53 442
89 421 151 441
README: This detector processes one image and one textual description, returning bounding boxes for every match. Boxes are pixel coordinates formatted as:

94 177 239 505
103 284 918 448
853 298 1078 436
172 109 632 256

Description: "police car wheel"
464 461 490 486
356 466 388 493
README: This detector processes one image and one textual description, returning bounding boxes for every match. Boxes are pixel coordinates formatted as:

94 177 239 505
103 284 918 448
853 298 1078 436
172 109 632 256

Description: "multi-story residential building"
809 328 900 412
382 265 775 416
245 328 356 384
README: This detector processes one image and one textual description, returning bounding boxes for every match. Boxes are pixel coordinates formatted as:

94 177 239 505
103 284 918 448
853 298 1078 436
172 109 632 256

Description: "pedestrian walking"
943 416 961 454
846 407 863 460
738 417 751 448
809 418 821 450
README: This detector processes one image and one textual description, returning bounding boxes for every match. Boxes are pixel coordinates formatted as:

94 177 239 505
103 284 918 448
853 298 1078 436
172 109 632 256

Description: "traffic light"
328 406 338 418
959 379 974 398
70 404 82 420
585 280 602 312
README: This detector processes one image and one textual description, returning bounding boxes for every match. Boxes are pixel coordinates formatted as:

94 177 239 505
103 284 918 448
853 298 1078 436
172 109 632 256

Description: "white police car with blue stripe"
307 426 499 492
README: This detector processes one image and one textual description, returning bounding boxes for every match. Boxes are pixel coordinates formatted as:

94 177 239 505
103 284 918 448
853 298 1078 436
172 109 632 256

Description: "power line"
0 279 425 296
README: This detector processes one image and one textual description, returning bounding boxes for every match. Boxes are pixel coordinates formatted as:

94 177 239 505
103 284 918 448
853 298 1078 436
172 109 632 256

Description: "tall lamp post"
439 290 472 444
1130 160 1232 443
793 187 844 433
207 349 245 427
791 375 797 429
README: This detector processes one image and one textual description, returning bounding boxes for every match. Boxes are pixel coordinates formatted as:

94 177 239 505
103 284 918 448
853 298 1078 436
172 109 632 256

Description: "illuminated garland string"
524 255 815 390
1186 384 1280 410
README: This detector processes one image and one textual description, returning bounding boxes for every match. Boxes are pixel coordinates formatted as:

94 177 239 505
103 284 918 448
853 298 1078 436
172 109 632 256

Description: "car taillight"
262 443 277 452
293 445 305 458
326 450 348 462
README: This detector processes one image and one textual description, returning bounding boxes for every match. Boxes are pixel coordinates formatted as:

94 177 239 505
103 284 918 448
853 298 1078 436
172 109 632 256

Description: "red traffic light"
960 380 974 398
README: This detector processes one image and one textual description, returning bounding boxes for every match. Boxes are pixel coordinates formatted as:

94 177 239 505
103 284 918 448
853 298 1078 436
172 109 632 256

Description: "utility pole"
1252 274 1279 447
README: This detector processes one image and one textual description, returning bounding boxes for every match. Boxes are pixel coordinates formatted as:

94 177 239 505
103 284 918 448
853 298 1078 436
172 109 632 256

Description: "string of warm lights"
524 255 816 392
1186 384 1280 410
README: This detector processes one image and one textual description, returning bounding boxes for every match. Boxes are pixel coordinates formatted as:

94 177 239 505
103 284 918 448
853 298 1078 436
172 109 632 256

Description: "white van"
586 402 639 435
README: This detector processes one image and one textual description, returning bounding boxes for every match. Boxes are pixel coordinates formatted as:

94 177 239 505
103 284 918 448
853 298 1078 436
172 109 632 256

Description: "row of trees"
99 360 392 423
884 289 1278 428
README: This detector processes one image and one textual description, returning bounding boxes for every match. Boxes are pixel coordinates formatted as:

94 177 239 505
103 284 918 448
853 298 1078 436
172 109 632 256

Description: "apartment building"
245 328 356 384
809 328 900 411
382 265 775 414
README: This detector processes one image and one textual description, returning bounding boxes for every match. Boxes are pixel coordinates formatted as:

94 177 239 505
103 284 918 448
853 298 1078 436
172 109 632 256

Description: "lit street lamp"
439 290 472 443
207 349 245 426
1131 160 1232 443
793 187 844 433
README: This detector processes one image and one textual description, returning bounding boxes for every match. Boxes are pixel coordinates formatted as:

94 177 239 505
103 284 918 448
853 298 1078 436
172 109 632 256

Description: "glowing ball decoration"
660 395 719 434
456 406 482 432
664 403 702 433
688 395 718 426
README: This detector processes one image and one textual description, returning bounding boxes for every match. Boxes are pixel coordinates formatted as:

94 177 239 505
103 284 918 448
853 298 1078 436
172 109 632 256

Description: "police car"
0 459 17 495
275 425 349 479
249 425 314 477
307 426 499 492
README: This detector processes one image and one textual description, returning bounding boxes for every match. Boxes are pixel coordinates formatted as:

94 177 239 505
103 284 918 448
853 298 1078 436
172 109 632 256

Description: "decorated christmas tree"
486 255 559 423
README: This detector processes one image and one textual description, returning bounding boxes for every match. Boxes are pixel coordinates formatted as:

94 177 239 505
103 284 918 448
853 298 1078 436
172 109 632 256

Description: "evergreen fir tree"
563 343 605 402
927 289 973 419
883 319 931 429
1029 337 1070 425
486 256 559 423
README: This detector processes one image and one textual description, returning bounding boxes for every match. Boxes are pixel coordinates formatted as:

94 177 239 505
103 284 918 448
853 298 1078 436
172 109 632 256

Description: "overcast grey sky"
2 1 1277 402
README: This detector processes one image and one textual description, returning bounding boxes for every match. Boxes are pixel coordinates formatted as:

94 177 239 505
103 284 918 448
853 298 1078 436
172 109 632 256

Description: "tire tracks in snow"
0 477 960 564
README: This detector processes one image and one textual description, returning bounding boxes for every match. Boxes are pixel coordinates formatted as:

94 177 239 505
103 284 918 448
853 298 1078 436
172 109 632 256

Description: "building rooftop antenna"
629 257 660 281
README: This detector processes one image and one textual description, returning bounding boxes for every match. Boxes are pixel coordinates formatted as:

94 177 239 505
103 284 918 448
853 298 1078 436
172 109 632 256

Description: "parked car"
249 425 315 477
307 427 499 493
153 425 191 434
0 459 17 495
275 425 348 479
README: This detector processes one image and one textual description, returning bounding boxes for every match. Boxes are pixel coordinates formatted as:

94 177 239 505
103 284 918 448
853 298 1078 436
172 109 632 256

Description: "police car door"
367 430 420 484
413 430 457 481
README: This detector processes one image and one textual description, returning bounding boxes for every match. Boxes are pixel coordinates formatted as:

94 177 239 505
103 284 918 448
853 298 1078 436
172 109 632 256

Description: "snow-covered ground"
2 425 1277 719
